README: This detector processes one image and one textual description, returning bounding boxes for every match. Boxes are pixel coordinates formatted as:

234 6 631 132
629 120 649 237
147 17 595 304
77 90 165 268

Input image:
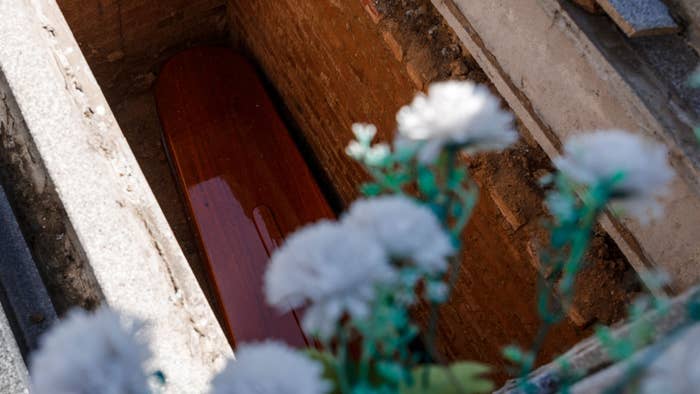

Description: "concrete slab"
0 0 231 392
597 0 679 37
497 285 700 393
0 184 57 355
0 304 29 394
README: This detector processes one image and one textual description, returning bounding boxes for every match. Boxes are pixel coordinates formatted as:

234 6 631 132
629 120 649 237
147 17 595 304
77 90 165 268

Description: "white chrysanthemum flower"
30 307 151 394
397 81 517 163
210 341 330 394
554 130 674 222
264 220 395 339
342 195 454 274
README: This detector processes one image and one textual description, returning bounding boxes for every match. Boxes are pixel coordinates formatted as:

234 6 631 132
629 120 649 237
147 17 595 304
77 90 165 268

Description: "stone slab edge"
596 0 679 38
0 0 231 392
497 284 699 393
569 322 700 392
430 0 700 293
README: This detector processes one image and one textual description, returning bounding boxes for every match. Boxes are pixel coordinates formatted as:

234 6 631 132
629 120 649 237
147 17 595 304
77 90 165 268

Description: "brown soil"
372 0 640 327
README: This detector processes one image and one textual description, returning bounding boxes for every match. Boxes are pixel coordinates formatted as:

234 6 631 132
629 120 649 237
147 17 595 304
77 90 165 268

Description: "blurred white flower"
364 143 391 166
396 81 517 163
210 341 330 394
346 123 391 166
342 195 454 274
30 307 151 394
345 140 365 160
554 130 674 222
351 123 377 144
264 220 395 339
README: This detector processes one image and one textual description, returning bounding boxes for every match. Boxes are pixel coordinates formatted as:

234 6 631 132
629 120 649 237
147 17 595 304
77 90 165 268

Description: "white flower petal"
397 81 517 162
554 130 674 222
345 140 365 159
342 196 454 275
210 341 330 394
30 308 151 394
264 220 395 339
351 123 377 144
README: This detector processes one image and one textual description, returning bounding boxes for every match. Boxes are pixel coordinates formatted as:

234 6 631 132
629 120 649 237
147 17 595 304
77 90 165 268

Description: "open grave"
2 0 699 391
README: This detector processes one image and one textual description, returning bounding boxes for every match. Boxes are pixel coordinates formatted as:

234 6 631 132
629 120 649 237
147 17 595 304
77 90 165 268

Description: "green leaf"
502 345 534 368
502 345 523 364
447 167 467 189
305 349 342 394
385 173 408 190
595 326 634 361
376 361 407 385
450 200 463 218
361 182 383 196
417 166 439 199
687 289 700 321
365 143 392 167
400 362 494 394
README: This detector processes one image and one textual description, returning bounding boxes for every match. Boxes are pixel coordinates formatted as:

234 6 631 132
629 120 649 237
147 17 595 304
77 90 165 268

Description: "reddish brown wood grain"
155 47 334 348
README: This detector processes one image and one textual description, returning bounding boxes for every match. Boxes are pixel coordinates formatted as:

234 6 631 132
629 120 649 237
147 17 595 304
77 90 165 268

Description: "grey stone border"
0 0 231 391
497 285 699 392
0 303 29 394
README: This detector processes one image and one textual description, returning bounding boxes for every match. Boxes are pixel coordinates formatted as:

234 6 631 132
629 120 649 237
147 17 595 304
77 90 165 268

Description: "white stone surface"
0 0 231 392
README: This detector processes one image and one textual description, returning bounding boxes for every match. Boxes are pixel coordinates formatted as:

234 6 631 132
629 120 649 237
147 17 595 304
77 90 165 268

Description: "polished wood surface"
155 47 334 348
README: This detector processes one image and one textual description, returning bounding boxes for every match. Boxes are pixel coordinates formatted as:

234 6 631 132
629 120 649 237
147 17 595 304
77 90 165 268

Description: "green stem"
516 275 557 393
442 149 457 224
358 312 375 386
358 341 373 387
517 183 610 388
336 329 352 394
366 165 403 194
425 301 440 363
450 184 477 238
558 191 605 307
418 297 467 394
